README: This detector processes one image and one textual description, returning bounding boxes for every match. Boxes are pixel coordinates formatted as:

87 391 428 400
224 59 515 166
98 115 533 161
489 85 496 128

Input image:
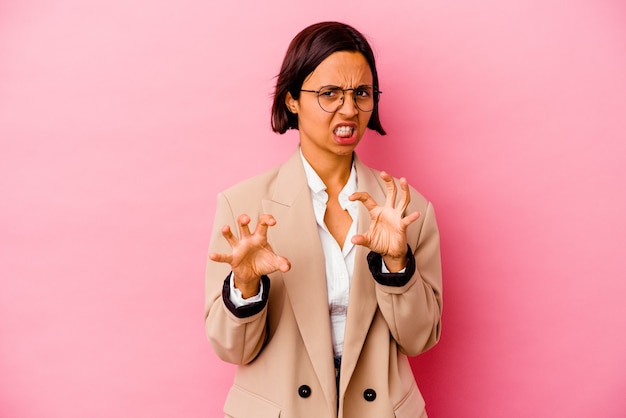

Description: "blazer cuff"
367 245 416 287
222 274 270 318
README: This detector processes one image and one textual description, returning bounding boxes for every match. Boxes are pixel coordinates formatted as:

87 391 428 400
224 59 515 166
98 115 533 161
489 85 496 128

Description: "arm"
350 173 443 356
371 202 442 356
204 192 289 365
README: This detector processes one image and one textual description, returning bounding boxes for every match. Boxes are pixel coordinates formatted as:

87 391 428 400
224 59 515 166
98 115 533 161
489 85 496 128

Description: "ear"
285 92 298 114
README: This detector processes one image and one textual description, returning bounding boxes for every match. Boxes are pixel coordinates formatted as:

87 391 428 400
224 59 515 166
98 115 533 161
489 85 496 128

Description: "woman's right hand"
209 213 291 298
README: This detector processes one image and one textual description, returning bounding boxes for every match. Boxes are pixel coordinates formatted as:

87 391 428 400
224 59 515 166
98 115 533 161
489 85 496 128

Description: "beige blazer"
205 149 442 418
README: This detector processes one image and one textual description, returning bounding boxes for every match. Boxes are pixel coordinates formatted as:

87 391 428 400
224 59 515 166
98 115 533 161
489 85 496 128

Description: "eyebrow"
318 84 373 89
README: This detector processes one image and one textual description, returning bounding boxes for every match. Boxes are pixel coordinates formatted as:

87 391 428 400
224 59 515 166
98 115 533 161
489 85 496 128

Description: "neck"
301 145 353 189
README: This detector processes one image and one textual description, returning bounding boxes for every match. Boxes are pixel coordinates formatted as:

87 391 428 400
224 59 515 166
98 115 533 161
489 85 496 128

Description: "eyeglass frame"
299 85 382 113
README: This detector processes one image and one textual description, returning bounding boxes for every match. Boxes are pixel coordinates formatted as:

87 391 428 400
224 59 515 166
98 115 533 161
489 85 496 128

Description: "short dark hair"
271 22 386 135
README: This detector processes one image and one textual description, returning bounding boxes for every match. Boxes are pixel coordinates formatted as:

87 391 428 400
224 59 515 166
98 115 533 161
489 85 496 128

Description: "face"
286 51 374 161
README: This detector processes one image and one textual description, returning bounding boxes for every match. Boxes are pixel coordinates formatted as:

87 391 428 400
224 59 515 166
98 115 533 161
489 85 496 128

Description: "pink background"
1 0 625 417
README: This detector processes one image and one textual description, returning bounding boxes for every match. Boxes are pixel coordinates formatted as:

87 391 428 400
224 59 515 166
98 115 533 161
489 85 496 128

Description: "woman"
205 21 442 418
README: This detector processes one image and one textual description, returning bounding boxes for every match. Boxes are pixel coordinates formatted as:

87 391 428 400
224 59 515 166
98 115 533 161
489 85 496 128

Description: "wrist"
382 254 407 273
234 276 262 299
222 274 270 319
366 245 416 287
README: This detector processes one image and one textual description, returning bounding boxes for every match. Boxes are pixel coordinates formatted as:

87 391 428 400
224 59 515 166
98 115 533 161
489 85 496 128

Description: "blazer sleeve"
373 200 443 356
204 192 269 365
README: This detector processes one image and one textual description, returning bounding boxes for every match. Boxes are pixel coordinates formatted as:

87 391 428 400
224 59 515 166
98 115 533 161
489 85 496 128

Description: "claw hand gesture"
209 214 291 298
349 172 420 272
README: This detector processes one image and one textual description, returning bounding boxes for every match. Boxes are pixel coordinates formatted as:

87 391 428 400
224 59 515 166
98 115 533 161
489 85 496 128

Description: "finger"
209 252 233 264
237 214 252 237
221 225 239 247
351 234 370 247
276 255 292 273
401 211 421 228
398 177 411 214
380 171 397 208
349 191 378 211
254 214 277 237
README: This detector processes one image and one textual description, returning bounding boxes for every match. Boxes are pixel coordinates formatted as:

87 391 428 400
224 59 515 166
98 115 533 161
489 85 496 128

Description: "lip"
332 122 358 145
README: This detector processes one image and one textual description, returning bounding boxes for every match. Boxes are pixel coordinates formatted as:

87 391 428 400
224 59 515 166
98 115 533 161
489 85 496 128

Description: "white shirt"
300 152 359 357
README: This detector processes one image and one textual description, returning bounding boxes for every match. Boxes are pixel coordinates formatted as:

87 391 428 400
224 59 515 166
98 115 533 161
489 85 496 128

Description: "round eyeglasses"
299 85 381 113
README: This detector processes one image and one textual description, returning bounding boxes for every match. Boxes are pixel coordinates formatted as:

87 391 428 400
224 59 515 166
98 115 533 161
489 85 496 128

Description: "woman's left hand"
349 171 420 272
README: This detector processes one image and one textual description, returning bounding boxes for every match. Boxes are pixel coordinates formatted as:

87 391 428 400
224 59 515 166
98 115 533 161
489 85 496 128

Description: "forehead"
303 51 373 87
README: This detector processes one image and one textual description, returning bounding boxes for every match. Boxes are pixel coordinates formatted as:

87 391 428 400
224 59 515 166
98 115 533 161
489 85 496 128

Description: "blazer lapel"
339 155 386 394
261 150 336 406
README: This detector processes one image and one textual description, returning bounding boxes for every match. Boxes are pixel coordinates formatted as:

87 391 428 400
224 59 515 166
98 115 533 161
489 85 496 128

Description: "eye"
355 87 372 98
319 87 341 98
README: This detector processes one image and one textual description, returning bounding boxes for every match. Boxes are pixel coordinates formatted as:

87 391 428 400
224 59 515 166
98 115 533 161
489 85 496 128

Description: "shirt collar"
300 150 327 195
300 150 358 209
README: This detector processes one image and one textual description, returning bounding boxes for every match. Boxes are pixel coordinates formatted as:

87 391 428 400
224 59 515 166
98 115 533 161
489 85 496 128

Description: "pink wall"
1 0 625 417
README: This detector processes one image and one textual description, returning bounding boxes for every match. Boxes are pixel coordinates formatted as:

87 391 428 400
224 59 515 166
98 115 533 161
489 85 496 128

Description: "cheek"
299 108 332 133
307 109 332 125
296 98 326 123
358 113 373 135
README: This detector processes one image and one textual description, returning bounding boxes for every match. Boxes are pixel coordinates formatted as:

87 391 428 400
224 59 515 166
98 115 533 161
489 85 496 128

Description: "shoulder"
220 163 282 202
355 156 431 211
217 148 305 207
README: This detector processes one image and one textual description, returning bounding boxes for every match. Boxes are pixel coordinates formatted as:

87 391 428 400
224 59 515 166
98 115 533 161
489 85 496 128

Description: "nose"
337 90 359 116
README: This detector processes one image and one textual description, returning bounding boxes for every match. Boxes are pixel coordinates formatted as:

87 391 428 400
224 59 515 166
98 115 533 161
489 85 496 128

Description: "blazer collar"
339 155 386 394
262 149 337 406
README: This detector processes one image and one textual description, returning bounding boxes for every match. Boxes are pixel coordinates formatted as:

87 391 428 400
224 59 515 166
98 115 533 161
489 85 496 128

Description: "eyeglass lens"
317 86 376 112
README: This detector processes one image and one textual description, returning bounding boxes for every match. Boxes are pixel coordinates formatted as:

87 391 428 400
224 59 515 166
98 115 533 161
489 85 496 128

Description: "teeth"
334 126 354 137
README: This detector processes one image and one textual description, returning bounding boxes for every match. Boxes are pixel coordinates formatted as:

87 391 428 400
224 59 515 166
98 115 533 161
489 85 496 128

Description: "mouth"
333 125 355 138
